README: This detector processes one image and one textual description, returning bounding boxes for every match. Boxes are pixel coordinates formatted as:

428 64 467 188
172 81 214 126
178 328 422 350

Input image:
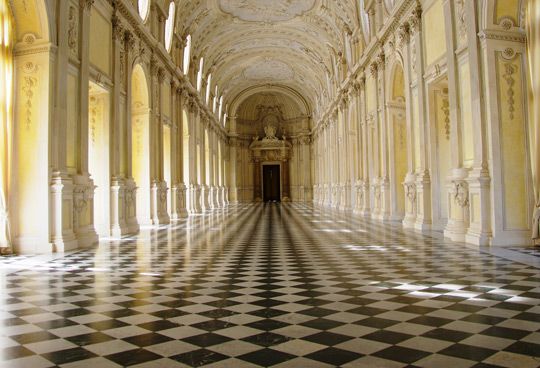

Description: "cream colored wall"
458 61 474 167
89 7 111 77
497 55 529 230
423 0 447 66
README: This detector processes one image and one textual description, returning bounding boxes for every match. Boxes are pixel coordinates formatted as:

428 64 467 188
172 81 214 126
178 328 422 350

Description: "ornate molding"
68 6 78 57
79 0 94 12
502 62 516 120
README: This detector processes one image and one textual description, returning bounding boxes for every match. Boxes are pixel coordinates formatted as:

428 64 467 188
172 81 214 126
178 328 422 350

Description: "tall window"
205 74 212 104
183 34 191 75
138 0 150 22
164 2 175 52
359 0 370 43
218 96 223 120
0 0 12 249
196 58 204 91
213 86 218 112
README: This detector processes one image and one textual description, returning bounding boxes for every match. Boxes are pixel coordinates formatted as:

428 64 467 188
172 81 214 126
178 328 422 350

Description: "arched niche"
387 62 408 220
131 63 151 225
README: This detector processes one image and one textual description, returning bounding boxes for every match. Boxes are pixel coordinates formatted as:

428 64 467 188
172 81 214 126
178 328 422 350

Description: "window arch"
183 34 191 75
138 0 150 22
164 2 175 52
359 0 370 43
196 58 204 91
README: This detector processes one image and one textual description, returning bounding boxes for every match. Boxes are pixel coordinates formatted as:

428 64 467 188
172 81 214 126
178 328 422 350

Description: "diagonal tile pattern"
1 203 540 367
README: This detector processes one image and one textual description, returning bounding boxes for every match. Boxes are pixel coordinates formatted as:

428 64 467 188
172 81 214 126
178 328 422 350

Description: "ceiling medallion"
219 0 316 22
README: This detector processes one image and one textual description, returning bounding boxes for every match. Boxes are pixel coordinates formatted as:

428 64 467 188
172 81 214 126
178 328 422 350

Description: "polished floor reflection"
1 203 540 367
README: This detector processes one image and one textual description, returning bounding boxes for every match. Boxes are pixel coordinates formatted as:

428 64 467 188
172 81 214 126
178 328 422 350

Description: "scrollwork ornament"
112 16 124 42
456 0 467 40
397 23 410 46
68 6 78 57
369 62 378 77
124 32 136 53
408 9 421 34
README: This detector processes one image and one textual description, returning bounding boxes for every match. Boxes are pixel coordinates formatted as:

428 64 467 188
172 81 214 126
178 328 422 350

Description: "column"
359 76 371 216
377 51 391 220
73 0 98 247
442 0 470 241
464 0 492 245
282 160 290 201
48 0 78 251
410 9 432 230
123 32 139 233
110 16 128 236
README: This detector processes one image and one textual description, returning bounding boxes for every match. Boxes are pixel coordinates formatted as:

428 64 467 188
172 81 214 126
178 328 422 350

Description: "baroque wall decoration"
219 0 316 22
243 58 294 81
68 6 78 58
503 62 516 120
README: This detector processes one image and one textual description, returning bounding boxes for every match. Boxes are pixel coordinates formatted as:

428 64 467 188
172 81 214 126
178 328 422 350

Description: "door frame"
262 162 282 202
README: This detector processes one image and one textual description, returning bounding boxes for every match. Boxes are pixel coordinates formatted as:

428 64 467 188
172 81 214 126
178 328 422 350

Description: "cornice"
478 29 526 44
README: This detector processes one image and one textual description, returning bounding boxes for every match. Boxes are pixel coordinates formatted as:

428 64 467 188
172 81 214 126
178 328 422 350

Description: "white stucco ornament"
244 59 295 80
219 0 316 22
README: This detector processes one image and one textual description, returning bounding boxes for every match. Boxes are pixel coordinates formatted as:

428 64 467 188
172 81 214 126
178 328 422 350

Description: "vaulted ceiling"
175 0 360 118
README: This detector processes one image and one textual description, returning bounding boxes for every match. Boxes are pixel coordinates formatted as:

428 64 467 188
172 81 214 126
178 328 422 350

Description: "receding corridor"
1 204 540 367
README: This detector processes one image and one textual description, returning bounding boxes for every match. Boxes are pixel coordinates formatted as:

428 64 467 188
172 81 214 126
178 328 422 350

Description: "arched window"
218 96 223 119
183 35 191 75
213 86 218 112
205 74 212 104
196 58 204 91
359 0 370 43
164 2 175 52
138 0 150 22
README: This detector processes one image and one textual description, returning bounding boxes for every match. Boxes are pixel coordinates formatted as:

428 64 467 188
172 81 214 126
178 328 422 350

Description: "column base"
76 226 99 248
465 231 492 246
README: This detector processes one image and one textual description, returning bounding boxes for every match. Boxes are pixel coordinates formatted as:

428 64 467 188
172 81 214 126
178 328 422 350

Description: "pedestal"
49 172 78 253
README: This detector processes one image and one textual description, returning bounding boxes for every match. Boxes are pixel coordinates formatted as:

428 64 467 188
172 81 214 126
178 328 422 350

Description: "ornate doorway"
263 165 281 201
250 123 292 202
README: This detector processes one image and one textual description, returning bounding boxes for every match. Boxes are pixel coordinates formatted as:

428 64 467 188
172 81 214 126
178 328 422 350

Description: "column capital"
112 15 124 41
409 5 422 33
79 0 94 12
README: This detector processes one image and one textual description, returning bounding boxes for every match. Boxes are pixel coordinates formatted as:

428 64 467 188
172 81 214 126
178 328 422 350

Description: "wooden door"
263 165 281 202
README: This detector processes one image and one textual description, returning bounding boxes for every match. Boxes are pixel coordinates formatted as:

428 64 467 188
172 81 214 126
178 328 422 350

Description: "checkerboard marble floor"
2 203 540 367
